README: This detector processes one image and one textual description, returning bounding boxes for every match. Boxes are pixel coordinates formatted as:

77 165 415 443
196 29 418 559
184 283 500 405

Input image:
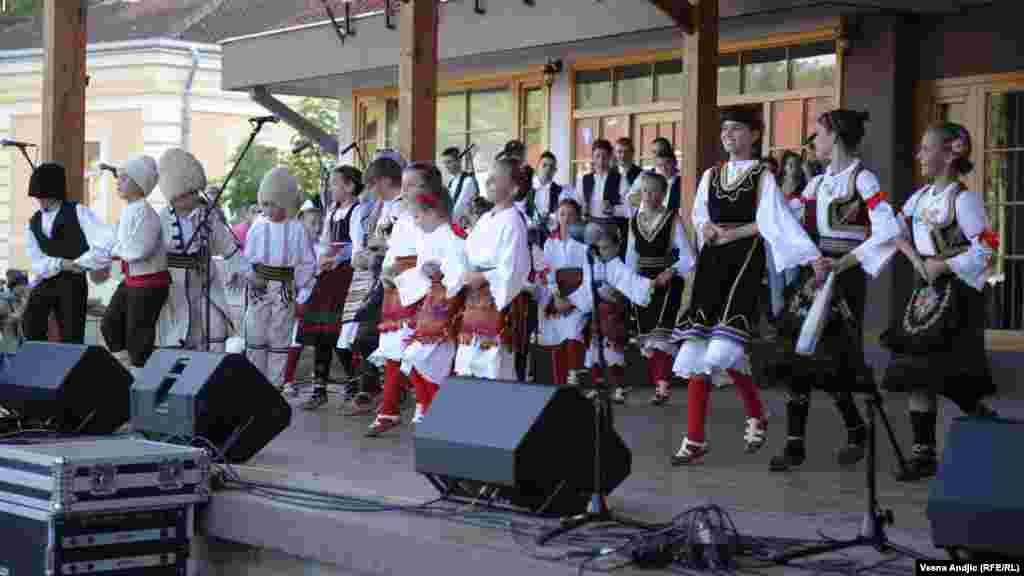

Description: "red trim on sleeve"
864 191 889 210
978 228 1000 251
450 222 468 239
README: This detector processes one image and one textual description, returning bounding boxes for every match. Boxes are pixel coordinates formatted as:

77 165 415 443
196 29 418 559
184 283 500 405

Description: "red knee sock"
566 340 584 373
650 350 672 387
283 347 302 384
727 369 764 420
687 375 710 443
411 370 441 413
551 346 565 386
379 361 407 418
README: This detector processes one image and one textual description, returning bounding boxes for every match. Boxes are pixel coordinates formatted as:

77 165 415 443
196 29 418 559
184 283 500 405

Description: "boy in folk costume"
454 156 532 380
672 108 820 466
155 148 241 353
243 167 316 387
627 172 695 405
23 163 112 344
769 110 903 472
575 139 630 259
536 198 593 386
338 155 406 415
299 167 363 410
367 164 467 435
99 156 171 378
881 122 998 480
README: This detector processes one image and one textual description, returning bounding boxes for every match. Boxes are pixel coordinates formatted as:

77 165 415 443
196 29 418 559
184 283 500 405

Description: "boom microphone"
249 115 279 124
0 139 35 148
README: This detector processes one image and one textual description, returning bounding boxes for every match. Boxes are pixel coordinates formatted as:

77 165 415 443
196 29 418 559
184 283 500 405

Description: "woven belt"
254 264 294 282
638 256 670 270
819 236 862 255
167 252 202 270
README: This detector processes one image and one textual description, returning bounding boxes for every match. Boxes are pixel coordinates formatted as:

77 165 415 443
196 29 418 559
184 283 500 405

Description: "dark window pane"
616 63 653 106
987 91 1024 149
655 59 684 102
469 88 513 132
983 151 1024 330
575 69 613 109
791 42 835 90
718 53 740 97
744 47 787 94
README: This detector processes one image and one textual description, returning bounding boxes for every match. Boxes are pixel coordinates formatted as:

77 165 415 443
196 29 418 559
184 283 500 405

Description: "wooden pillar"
398 0 438 163
680 0 718 226
41 0 88 203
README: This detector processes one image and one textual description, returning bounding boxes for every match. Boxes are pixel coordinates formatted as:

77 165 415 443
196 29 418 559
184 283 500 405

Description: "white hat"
158 148 206 203
121 155 159 197
257 166 300 214
299 199 318 213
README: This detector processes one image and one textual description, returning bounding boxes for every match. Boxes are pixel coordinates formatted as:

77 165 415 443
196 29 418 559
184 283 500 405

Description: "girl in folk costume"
300 168 364 410
628 172 695 405
454 156 533 380
363 162 423 433
388 164 468 428
338 155 406 415
769 110 903 472
155 149 241 353
243 167 316 387
280 199 322 396
99 156 171 378
881 123 998 480
587 223 656 403
537 198 593 386
765 150 808 325
672 109 820 465
23 163 112 344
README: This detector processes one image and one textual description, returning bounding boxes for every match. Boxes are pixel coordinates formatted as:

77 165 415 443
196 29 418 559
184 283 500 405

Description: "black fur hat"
28 163 66 200
720 107 762 131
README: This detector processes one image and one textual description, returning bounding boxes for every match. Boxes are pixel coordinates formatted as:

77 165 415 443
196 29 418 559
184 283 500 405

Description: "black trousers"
22 272 88 344
101 282 170 367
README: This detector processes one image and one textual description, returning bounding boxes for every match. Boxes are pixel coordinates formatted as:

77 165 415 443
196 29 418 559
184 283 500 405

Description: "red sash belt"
115 258 171 288
411 275 464 344
379 255 419 333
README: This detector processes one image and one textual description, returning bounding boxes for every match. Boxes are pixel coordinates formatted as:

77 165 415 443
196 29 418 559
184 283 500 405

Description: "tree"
284 97 339 201
214 143 279 219
2 0 39 17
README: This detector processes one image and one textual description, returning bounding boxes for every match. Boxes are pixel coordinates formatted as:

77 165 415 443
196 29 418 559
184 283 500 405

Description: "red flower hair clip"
979 228 1000 251
416 192 438 208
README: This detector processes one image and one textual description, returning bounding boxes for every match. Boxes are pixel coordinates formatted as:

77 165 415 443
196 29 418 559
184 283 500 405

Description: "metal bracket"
385 0 396 29
474 0 485 15
321 0 352 45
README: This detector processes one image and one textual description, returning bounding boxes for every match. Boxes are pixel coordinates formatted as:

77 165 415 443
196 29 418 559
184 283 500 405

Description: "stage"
192 355 1024 575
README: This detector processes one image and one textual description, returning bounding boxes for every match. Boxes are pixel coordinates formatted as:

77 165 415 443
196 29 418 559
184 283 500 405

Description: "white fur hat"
258 166 300 214
121 155 159 197
158 148 207 203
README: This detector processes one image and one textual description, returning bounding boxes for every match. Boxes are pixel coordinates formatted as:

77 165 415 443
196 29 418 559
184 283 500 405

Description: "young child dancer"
628 172 694 405
537 198 592 386
280 199 322 396
769 110 903 471
364 163 422 435
454 156 532 380
672 109 820 465
391 163 468 426
100 156 170 378
243 167 316 388
882 122 998 480
301 168 362 410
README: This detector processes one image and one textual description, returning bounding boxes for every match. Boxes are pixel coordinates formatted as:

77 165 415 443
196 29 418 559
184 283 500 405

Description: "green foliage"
284 97 339 202
3 0 39 17
214 143 279 218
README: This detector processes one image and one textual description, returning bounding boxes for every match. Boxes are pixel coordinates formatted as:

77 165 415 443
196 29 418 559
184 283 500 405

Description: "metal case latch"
158 459 184 490
89 464 117 496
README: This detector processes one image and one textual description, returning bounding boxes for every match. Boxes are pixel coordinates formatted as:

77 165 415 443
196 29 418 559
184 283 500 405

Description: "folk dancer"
454 156 532 380
155 149 240 354
769 110 903 471
364 162 422 432
388 164 468 427
243 167 316 387
510 162 542 382
99 156 171 378
301 168 363 410
628 172 695 405
23 163 112 344
530 151 570 240
339 155 406 415
575 139 630 259
281 199 323 394
537 198 593 386
882 122 998 480
672 108 820 465
441 146 478 227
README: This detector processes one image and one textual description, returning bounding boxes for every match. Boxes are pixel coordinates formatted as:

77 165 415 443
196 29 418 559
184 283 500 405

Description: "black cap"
28 163 67 200
720 107 761 131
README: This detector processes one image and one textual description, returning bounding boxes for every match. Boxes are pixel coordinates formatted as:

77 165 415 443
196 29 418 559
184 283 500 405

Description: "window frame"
917 70 1024 348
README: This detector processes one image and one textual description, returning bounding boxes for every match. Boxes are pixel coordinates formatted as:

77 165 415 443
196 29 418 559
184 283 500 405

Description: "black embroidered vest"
582 170 623 211
707 163 765 225
329 203 356 244
631 210 675 279
30 201 88 260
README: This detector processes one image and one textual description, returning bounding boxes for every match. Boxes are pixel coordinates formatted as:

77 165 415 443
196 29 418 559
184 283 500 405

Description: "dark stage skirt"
677 236 766 348
881 275 995 398
633 275 684 347
773 264 874 393
299 264 353 346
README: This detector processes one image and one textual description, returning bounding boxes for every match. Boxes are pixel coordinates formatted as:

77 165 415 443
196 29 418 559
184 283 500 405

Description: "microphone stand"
10 145 35 170
184 118 270 351
537 246 658 546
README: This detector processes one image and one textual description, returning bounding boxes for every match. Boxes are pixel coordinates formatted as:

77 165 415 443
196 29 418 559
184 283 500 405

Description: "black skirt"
678 237 766 347
633 275 685 342
881 276 995 398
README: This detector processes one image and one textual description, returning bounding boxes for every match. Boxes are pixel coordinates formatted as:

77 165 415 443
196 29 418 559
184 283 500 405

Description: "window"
356 97 399 163
920 72 1024 336
84 141 100 207
575 59 684 111
438 88 515 183
522 86 547 168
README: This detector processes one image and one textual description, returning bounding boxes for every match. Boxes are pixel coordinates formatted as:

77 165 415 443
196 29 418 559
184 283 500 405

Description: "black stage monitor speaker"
414 377 631 516
131 350 291 463
0 342 132 434
927 416 1024 560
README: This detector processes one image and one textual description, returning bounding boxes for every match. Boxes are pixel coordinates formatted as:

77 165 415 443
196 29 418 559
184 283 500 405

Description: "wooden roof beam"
649 0 696 34
41 0 88 202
